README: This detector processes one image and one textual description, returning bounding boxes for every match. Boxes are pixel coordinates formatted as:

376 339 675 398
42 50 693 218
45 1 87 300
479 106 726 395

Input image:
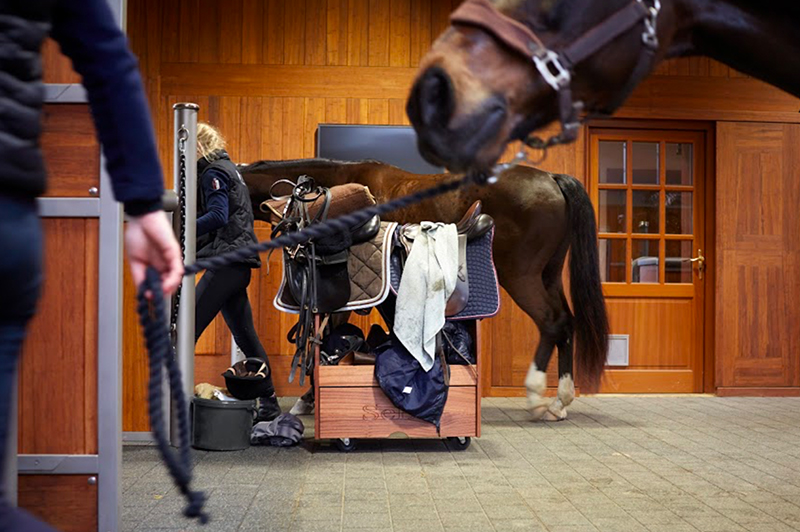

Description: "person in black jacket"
194 123 281 423
0 1 182 530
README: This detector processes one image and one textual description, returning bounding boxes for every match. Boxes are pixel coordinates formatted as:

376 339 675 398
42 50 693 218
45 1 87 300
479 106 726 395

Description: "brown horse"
241 158 608 420
406 0 800 173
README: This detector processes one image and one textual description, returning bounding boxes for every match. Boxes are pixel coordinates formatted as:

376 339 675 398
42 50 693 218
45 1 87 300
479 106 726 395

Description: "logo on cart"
362 405 413 421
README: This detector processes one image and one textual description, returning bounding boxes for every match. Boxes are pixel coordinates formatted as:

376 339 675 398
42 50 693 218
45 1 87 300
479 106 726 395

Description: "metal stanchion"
170 103 199 447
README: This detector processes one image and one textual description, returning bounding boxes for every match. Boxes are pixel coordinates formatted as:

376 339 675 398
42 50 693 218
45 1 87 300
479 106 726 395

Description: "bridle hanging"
450 0 662 150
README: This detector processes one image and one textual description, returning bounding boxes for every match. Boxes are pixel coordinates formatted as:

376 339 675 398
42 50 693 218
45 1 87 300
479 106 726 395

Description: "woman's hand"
125 211 184 295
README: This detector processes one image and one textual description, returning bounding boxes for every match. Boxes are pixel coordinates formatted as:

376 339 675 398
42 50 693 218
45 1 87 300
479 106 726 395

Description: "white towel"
394 222 459 372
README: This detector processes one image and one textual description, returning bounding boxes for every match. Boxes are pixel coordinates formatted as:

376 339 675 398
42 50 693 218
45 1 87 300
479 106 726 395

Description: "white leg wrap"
544 374 575 421
525 363 550 419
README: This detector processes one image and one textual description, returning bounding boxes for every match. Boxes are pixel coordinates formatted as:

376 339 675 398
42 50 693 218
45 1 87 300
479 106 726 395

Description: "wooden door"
589 126 710 392
716 123 800 395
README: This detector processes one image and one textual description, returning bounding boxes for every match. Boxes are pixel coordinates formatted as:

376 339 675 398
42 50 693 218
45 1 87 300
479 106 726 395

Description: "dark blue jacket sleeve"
197 167 229 237
51 0 164 215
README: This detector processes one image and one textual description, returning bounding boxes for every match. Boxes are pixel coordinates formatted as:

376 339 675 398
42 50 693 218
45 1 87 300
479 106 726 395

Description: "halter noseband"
450 0 661 150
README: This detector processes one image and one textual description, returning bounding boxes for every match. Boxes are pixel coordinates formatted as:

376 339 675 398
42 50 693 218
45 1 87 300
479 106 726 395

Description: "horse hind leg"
525 339 555 420
542 288 576 421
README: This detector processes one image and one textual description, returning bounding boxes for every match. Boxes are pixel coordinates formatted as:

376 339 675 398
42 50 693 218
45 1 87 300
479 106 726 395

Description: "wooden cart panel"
318 386 477 439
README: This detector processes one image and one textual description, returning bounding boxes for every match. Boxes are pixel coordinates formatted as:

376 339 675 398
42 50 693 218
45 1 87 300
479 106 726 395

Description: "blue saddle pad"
390 227 500 320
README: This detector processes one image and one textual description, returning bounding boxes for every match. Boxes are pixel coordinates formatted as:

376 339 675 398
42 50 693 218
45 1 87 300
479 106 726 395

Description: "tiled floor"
123 396 800 532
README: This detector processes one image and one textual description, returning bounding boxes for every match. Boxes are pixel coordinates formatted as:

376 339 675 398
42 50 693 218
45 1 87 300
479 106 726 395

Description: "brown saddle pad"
261 183 377 225
274 221 398 314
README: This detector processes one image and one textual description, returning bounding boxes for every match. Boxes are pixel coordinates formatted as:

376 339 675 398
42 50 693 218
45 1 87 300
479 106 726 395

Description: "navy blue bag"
374 338 448 431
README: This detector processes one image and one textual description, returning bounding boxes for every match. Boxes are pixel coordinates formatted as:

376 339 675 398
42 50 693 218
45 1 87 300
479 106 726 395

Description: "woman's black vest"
197 152 261 268
0 1 57 199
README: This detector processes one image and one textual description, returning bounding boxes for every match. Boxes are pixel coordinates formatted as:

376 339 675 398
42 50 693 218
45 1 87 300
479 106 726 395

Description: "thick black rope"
137 269 208 523
135 173 479 524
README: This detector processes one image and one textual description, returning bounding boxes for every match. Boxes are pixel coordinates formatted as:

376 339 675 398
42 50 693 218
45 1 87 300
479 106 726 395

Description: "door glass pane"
632 142 659 185
631 239 659 283
598 190 626 233
632 190 659 234
599 239 626 282
599 141 626 184
666 142 693 185
665 240 694 283
666 191 693 234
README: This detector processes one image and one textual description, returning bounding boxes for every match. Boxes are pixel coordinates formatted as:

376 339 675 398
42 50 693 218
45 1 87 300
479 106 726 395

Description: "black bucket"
191 397 256 451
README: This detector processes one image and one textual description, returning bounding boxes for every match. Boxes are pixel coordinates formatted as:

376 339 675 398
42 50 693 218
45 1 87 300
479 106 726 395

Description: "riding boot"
256 393 281 423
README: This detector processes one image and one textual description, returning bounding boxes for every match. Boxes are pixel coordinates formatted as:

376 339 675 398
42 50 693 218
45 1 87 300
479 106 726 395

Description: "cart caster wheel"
335 438 357 452
447 437 471 451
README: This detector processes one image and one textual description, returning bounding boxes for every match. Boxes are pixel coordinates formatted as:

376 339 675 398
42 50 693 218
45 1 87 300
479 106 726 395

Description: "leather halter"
450 0 661 149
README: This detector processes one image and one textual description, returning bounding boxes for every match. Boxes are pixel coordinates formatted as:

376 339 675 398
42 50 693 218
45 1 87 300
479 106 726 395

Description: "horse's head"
407 0 671 173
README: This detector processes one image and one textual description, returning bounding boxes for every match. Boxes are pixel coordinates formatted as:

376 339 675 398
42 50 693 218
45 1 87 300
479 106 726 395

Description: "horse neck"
671 0 800 97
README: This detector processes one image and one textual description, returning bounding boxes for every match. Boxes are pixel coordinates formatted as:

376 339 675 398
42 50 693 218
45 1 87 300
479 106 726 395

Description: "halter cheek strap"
450 0 661 149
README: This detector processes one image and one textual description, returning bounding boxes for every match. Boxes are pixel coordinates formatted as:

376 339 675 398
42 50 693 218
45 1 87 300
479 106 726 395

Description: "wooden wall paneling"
367 99 389 124
240 97 264 163
390 0 412 68
347 0 370 66
325 97 348 124
410 0 432 66
389 98 409 125
160 63 418 100
327 0 349 66
19 475 98 532
619 75 800 123
216 96 243 161
284 0 307 65
122 257 149 432
19 219 98 454
40 105 100 198
178 0 201 63
263 98 285 159
368 0 390 66
431 0 453 41
41 39 80 84
346 98 369 123
242 0 265 65
197 0 222 64
159 0 180 64
282 98 307 159
305 98 327 156
264 0 287 65
220 0 244 64
716 123 800 392
305 0 328 66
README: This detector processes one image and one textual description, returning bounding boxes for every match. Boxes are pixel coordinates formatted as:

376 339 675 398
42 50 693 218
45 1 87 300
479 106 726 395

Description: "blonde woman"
194 123 280 422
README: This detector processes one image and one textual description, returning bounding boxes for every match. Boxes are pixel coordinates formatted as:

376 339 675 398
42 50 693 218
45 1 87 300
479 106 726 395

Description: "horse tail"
553 174 609 393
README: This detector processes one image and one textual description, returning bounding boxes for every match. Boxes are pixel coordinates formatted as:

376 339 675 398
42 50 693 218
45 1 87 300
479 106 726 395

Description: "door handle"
683 249 705 279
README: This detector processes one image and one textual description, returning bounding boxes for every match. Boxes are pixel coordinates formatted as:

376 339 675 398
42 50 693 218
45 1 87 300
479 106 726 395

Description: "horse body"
241 158 609 418
406 0 800 173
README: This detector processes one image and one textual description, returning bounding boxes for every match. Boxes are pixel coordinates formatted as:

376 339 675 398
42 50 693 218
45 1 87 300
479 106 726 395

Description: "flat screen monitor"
316 124 444 175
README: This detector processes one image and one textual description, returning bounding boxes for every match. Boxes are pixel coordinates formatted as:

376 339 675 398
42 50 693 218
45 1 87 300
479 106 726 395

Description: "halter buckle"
533 50 571 91
638 0 661 48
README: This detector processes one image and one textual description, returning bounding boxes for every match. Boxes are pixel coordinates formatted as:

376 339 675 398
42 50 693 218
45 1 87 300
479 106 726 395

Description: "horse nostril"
413 66 455 128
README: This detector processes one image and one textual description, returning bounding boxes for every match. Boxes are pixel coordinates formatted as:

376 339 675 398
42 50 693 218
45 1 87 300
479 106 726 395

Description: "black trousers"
195 264 271 372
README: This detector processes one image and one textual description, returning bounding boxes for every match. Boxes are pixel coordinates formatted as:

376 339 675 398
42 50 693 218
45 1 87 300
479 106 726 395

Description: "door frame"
585 119 716 393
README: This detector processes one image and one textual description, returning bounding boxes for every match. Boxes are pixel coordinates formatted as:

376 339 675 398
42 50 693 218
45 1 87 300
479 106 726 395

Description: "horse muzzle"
407 66 508 173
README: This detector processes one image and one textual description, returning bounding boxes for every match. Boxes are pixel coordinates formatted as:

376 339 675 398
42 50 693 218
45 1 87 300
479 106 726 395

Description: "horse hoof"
290 397 314 415
543 399 567 421
529 404 550 421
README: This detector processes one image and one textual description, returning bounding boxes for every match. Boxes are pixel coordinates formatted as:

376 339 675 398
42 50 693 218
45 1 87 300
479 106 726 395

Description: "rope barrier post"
171 103 199 447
